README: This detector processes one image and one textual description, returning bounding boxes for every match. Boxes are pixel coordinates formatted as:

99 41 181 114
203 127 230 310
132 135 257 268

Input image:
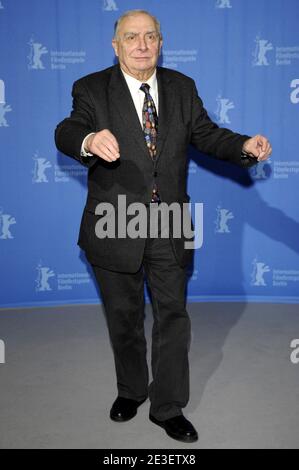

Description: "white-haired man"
55 10 271 443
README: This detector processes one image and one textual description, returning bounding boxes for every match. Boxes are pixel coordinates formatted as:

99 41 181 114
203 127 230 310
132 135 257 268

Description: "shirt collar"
121 68 157 94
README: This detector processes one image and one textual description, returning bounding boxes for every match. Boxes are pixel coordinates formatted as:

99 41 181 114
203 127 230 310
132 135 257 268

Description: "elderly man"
55 10 271 443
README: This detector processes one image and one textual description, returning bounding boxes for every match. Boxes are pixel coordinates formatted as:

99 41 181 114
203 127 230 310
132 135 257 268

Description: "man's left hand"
242 135 272 161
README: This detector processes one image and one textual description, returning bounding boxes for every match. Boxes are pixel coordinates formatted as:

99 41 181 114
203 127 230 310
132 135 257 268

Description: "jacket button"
153 171 158 177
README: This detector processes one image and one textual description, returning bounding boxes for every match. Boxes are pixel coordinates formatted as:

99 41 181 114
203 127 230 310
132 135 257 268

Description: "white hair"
113 9 161 39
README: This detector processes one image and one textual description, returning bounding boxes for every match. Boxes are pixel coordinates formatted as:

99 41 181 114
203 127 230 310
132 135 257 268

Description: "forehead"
119 14 157 33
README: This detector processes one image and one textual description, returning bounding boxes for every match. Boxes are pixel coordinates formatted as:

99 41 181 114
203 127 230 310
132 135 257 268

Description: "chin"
136 65 152 71
134 62 154 69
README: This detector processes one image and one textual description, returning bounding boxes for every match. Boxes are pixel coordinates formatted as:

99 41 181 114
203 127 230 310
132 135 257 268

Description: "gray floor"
0 302 298 449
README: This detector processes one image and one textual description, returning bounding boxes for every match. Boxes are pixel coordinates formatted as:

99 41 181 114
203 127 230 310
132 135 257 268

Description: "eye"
126 34 137 41
146 32 159 42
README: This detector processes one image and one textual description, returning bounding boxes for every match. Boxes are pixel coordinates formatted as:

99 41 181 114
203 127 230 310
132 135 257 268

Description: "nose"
137 35 148 51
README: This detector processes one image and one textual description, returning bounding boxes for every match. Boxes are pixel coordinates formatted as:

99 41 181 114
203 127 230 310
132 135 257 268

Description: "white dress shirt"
81 68 159 156
121 69 159 126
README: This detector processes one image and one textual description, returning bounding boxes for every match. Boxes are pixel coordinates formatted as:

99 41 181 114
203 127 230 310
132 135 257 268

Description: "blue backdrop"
1 0 299 308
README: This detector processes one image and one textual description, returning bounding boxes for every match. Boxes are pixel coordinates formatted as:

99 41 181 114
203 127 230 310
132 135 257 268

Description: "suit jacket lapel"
156 67 175 161
109 65 150 160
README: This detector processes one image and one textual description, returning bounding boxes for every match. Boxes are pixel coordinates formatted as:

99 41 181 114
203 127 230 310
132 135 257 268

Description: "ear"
112 39 119 57
159 39 163 55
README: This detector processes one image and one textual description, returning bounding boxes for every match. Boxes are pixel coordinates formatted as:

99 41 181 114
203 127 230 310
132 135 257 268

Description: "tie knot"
140 83 150 94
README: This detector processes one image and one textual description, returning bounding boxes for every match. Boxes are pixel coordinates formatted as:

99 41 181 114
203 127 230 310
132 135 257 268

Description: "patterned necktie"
140 83 161 203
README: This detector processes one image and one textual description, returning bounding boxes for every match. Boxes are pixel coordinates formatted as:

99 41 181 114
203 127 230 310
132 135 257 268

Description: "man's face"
112 13 162 78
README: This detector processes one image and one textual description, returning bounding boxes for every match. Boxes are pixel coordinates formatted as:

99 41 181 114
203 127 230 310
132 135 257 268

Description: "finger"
260 137 269 152
262 142 272 157
99 142 119 161
257 136 270 153
92 141 115 162
92 130 120 157
101 132 120 156
92 136 119 159
95 142 118 162
103 132 120 154
258 149 269 160
264 144 271 157
102 136 120 158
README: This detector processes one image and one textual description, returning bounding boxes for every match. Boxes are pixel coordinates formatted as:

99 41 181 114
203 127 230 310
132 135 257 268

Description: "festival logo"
251 258 271 286
250 160 271 180
32 151 52 183
0 103 11 127
252 36 273 66
35 262 55 292
252 36 299 67
0 207 16 239
35 261 92 292
102 0 118 11
215 94 235 124
28 38 48 70
215 0 232 8
0 81 12 127
27 37 86 71
215 205 234 233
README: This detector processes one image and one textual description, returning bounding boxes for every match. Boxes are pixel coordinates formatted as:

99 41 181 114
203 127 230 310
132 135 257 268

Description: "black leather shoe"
110 396 147 422
149 414 198 443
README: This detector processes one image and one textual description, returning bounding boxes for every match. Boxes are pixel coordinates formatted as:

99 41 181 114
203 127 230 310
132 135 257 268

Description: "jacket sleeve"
54 79 98 168
190 80 257 168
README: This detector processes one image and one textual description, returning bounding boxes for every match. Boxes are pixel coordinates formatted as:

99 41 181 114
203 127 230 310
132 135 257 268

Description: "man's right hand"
85 129 120 162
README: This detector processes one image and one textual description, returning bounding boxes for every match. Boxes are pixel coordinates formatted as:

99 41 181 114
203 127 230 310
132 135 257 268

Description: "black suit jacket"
55 64 255 272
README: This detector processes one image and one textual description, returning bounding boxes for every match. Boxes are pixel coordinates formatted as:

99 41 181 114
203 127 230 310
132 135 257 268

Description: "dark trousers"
92 228 191 421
